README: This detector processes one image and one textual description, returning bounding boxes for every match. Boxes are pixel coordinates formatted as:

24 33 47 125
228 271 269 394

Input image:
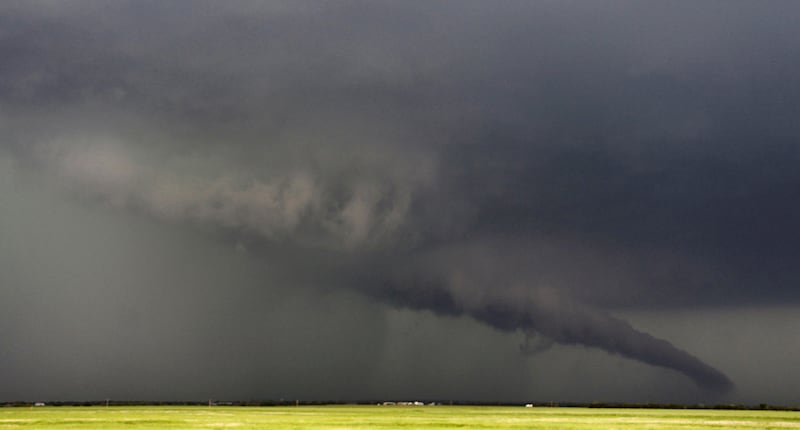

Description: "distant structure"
34 402 46 407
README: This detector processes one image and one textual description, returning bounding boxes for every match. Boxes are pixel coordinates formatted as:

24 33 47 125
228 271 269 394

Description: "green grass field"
2 405 799 429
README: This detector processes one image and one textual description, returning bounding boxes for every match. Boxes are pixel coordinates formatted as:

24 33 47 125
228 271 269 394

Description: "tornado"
378 281 734 394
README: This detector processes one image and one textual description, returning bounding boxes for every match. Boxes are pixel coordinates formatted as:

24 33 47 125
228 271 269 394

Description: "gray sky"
2 0 800 405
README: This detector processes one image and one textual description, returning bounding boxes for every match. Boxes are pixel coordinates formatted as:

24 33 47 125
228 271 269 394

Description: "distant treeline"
583 402 800 411
3 400 799 411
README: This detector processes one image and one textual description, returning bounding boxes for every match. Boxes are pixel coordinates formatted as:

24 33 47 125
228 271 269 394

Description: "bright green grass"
1 405 799 429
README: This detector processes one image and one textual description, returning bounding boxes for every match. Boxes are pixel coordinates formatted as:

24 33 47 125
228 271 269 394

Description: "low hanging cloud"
374 252 734 393
382 254 733 394
31 139 436 249
16 137 734 393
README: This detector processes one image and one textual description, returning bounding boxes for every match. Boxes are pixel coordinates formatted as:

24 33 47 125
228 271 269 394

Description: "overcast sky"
2 0 800 405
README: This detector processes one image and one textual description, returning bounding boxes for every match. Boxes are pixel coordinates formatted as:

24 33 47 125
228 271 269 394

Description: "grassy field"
1 405 799 429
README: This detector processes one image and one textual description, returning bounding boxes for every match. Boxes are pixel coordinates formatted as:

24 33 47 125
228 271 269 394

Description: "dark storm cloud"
375 276 733 392
2 0 800 402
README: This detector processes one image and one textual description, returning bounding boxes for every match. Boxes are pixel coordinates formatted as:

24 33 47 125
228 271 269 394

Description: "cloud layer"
4 0 800 402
